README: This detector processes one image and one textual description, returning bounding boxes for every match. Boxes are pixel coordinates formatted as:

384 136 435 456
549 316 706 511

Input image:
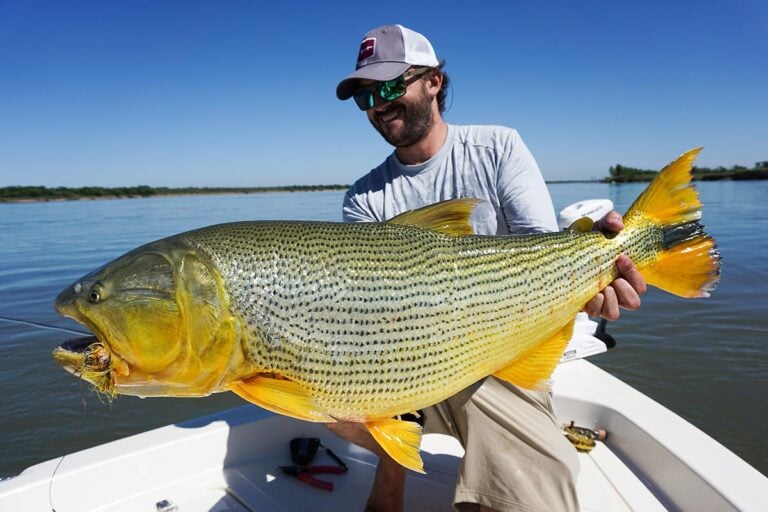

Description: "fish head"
53 239 239 398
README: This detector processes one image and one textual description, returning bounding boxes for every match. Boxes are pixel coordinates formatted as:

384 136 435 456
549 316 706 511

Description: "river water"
0 182 766 478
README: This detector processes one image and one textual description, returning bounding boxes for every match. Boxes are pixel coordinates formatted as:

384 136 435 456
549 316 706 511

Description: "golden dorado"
53 149 719 472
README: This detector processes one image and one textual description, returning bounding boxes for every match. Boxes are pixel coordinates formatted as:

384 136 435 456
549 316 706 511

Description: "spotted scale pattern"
176 219 661 421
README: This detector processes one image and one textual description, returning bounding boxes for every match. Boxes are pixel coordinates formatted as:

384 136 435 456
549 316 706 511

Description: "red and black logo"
358 38 376 62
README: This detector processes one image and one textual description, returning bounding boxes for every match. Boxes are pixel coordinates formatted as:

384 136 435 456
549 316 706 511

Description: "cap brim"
336 62 412 100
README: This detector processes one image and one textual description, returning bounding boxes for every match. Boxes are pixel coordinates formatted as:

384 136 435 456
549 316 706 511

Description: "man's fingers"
616 255 647 296
594 211 624 234
600 285 620 320
584 255 647 319
611 278 642 310
583 292 605 317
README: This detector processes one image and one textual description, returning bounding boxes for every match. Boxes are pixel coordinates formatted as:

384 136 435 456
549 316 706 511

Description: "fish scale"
181 220 617 419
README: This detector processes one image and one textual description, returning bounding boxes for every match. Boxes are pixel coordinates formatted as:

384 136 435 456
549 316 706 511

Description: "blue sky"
1 0 766 187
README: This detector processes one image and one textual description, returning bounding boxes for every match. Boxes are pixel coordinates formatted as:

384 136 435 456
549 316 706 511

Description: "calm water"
0 184 766 478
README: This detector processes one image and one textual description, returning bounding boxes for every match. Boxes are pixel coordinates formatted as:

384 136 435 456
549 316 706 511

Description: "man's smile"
376 107 403 124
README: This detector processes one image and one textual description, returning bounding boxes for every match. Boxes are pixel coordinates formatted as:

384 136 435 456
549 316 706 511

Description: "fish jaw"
50 334 217 398
52 238 245 398
53 280 125 396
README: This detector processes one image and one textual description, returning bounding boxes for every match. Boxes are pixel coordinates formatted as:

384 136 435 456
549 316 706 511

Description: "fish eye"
88 285 102 303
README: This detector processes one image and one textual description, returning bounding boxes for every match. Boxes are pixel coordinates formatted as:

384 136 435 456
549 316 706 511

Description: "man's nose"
370 89 394 111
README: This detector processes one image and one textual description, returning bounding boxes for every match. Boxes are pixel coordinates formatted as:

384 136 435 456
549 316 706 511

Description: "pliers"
279 465 348 491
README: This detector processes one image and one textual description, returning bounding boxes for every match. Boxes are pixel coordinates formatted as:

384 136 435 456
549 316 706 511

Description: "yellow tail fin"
624 148 720 298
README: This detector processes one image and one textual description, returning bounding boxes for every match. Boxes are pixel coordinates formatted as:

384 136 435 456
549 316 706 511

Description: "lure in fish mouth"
52 335 116 396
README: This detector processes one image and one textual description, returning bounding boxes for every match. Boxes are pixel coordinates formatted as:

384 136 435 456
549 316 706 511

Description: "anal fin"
494 319 575 390
228 375 334 423
366 418 425 474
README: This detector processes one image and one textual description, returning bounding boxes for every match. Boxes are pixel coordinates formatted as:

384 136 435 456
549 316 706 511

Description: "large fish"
53 149 719 472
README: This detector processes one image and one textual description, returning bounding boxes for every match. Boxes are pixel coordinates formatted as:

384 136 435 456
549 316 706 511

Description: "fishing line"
48 390 89 511
0 315 88 335
48 454 64 511
0 315 90 509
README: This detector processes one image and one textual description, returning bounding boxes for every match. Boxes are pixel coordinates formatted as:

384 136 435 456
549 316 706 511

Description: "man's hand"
583 211 647 320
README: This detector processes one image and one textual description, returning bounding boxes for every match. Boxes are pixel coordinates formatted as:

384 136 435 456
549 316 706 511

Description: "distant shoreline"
3 169 767 203
0 185 350 204
604 163 768 183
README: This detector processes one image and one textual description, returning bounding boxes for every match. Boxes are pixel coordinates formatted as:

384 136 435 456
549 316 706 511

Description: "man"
331 24 646 512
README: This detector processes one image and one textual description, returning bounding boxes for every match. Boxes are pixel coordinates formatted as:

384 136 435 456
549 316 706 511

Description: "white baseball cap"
336 24 441 100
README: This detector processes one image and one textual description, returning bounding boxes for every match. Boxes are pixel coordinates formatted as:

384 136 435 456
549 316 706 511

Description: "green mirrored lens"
352 75 408 110
353 89 374 110
379 76 406 101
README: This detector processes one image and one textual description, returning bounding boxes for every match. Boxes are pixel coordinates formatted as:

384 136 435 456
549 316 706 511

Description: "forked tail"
623 147 721 297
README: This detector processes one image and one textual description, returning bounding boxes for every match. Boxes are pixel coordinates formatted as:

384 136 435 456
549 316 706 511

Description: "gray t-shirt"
342 124 557 235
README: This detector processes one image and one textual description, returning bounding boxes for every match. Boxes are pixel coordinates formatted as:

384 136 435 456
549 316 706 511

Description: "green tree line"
605 161 768 183
0 184 349 202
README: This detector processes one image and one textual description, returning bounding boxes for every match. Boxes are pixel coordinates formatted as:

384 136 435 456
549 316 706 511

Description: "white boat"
3 201 765 511
1 314 766 512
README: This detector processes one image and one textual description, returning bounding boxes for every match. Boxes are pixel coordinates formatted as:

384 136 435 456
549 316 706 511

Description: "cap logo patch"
358 37 376 62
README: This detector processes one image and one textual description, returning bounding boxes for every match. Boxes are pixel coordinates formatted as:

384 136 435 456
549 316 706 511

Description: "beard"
368 85 434 148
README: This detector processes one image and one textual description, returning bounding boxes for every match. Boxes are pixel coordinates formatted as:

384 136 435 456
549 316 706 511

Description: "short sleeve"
496 131 558 234
342 190 377 223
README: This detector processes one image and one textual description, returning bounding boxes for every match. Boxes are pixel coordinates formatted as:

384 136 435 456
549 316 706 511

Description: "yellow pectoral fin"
228 375 334 423
366 418 425 474
494 319 576 390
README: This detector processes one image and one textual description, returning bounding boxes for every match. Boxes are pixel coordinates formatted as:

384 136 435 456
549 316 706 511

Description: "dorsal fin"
387 198 482 236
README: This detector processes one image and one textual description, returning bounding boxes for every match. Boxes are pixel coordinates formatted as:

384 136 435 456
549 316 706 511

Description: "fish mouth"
58 335 101 355
53 335 116 397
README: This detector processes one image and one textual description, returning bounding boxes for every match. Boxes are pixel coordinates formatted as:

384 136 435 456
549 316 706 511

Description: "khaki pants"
424 377 579 512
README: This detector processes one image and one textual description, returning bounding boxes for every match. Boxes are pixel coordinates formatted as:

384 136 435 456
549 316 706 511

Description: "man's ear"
425 71 443 97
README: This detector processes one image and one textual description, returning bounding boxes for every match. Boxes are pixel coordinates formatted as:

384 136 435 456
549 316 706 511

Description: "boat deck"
13 413 668 512
2 360 766 511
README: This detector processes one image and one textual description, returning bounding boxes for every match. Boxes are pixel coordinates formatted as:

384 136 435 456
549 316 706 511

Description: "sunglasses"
352 67 433 111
